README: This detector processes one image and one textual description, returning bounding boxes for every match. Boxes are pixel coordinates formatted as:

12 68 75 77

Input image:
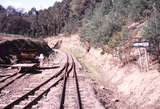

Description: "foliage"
108 27 129 50
80 0 126 48
143 5 160 58
80 0 160 56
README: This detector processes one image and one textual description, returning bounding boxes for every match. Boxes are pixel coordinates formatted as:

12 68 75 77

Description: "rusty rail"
59 54 82 109
59 54 73 109
0 72 18 83
23 55 70 109
3 60 67 109
0 73 26 92
72 56 83 109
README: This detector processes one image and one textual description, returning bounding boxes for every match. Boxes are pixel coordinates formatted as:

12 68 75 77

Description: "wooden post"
134 41 149 72
138 48 143 72
144 48 149 72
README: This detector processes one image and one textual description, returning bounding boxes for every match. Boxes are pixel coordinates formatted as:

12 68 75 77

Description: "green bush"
80 8 126 47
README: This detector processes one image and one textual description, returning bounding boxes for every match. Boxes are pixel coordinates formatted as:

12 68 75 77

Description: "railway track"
0 73 26 92
59 55 82 109
0 53 83 109
1 66 66 109
0 66 60 94
0 53 60 94
0 53 69 109
0 72 18 83
0 52 102 109
0 69 21 83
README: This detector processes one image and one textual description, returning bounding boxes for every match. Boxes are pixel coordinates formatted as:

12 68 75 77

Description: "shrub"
143 5 160 59
80 8 126 47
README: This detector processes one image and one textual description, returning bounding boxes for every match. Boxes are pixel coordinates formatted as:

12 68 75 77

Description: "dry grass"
45 33 160 109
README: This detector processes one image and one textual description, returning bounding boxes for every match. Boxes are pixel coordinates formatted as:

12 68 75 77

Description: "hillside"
45 33 160 109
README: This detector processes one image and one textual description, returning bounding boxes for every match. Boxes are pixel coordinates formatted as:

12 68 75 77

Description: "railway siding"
0 52 104 109
38 55 104 109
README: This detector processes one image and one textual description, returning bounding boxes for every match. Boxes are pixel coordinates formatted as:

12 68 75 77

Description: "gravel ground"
0 51 66 107
73 56 118 109
36 56 105 109
0 51 106 109
92 81 118 109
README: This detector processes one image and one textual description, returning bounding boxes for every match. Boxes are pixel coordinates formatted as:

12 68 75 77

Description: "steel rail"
3 62 67 109
23 55 70 109
59 54 82 109
0 72 18 83
72 56 83 109
59 54 73 109
0 73 26 92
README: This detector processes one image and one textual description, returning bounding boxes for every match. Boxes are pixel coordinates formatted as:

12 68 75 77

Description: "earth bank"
45 34 160 109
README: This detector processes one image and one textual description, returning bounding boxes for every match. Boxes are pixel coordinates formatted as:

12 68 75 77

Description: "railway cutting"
0 48 104 109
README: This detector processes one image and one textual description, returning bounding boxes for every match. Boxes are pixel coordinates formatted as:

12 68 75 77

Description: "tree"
80 0 125 47
143 3 160 60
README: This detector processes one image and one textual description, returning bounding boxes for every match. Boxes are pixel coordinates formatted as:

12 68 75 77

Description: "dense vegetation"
81 0 157 47
0 0 98 37
80 0 160 60
0 2 66 37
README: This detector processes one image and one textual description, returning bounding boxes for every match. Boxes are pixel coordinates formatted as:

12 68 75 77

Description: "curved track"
59 55 82 109
1 54 68 109
0 52 92 109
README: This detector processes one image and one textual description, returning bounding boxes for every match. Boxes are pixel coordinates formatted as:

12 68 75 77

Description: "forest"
0 0 98 37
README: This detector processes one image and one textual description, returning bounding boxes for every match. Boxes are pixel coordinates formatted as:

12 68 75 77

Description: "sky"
0 0 62 12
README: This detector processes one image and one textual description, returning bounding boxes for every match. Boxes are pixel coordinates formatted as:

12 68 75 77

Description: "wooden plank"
11 63 36 68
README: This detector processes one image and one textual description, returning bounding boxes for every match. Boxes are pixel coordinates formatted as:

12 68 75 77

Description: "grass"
70 47 101 81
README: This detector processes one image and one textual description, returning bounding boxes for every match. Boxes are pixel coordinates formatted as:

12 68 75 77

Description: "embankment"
46 34 160 109
0 38 52 64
